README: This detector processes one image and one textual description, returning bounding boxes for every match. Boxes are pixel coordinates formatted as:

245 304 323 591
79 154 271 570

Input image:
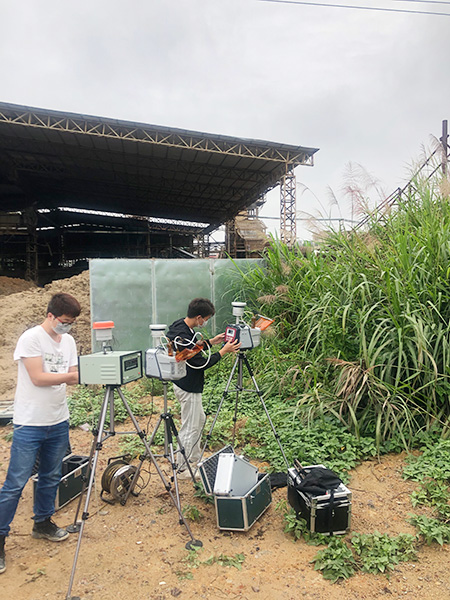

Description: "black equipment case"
32 454 89 511
287 464 351 535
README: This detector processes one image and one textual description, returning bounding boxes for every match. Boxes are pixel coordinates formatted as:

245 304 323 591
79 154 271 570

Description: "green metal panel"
89 259 153 355
215 497 246 530
153 259 213 331
245 475 272 526
213 258 259 330
89 258 262 356
215 474 272 531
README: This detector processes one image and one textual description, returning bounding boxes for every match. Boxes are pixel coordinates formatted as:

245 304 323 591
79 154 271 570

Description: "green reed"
237 175 450 448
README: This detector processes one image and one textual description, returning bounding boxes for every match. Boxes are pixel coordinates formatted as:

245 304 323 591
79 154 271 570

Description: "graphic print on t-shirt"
44 351 68 373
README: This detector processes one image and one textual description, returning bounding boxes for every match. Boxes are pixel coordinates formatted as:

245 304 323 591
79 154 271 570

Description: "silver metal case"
198 445 234 495
145 348 187 380
213 452 259 496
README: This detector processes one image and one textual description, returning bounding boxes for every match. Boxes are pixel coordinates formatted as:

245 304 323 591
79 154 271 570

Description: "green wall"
89 258 261 355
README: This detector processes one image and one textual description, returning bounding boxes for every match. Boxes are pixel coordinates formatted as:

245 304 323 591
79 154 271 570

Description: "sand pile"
0 271 91 400
0 276 37 297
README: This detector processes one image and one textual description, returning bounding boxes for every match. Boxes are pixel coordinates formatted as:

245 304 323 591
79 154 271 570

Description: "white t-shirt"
13 325 78 426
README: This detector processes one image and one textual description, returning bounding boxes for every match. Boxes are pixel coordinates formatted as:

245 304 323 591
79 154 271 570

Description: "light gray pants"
173 385 206 470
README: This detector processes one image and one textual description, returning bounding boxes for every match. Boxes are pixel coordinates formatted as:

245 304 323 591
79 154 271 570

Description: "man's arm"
22 357 79 387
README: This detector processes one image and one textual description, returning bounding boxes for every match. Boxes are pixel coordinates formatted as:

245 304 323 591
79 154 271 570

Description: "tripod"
66 384 201 600
123 380 197 509
199 351 289 469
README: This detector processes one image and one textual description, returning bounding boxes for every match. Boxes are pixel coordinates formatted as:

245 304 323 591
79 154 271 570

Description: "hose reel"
101 455 142 505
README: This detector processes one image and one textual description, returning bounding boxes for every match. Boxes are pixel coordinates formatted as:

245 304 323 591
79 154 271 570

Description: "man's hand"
209 333 225 345
219 340 241 357
66 369 79 385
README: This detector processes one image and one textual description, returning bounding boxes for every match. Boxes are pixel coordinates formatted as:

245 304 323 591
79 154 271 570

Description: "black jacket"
166 318 222 393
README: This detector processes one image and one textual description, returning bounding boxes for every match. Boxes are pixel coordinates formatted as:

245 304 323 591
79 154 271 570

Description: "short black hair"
47 293 81 318
187 298 215 319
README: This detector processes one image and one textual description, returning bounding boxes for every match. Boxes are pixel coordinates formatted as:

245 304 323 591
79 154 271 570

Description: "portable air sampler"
224 301 273 350
78 321 142 385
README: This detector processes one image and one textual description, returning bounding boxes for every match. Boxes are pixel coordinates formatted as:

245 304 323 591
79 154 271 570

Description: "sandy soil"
0 275 449 600
0 271 92 402
1 424 449 600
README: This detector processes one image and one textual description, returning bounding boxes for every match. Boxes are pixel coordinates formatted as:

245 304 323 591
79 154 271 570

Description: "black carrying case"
32 454 89 511
287 464 351 535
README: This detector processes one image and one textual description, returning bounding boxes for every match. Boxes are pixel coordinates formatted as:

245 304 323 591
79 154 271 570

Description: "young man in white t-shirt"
0 293 81 574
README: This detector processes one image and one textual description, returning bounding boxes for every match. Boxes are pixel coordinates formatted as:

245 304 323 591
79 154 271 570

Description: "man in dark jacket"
166 298 240 477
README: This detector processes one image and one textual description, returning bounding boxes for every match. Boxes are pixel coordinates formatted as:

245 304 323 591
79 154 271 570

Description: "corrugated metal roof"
0 102 318 229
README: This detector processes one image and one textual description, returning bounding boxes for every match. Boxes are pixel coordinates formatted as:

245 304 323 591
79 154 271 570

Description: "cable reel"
101 455 142 505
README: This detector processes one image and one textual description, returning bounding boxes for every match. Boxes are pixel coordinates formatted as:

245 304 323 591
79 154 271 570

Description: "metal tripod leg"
198 351 289 470
241 353 289 470
66 385 202 600
66 387 118 534
113 386 201 540
66 385 113 599
231 353 245 447
130 381 196 493
126 408 194 510
198 352 240 463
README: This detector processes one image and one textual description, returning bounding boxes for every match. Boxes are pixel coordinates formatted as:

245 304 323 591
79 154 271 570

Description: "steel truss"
0 107 315 166
280 167 297 246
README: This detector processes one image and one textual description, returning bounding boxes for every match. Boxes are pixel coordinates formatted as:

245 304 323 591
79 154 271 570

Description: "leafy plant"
312 537 357 582
3 430 13 443
193 482 214 505
403 440 450 482
235 176 450 448
181 546 203 569
351 532 417 575
283 509 308 541
182 503 204 522
68 380 153 428
408 514 450 546
203 553 245 569
181 547 245 571
175 570 194 581
410 478 450 515
283 508 329 546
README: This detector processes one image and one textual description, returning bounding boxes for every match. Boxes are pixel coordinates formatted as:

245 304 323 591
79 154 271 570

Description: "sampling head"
232 301 246 324
149 324 167 347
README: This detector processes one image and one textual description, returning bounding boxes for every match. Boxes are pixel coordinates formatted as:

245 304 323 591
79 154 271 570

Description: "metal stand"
199 351 289 469
66 384 202 600
124 381 197 509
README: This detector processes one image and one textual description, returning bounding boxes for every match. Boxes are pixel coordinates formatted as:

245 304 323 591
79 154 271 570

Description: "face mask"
52 321 73 334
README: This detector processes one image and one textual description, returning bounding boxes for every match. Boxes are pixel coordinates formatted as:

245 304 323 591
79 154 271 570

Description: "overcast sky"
1 0 449 240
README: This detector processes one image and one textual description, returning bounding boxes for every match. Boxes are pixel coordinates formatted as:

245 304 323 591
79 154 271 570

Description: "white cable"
171 332 213 370
187 342 212 370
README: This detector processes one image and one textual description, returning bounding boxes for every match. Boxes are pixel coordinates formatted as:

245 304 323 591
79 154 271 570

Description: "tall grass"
237 176 450 448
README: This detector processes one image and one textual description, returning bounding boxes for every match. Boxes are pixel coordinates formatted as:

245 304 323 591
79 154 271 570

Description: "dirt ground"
0 274 450 600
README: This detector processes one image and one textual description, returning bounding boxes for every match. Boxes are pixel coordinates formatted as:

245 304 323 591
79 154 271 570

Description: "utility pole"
442 120 449 177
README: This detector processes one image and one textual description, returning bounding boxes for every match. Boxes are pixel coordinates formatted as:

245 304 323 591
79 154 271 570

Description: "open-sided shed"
0 102 318 281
